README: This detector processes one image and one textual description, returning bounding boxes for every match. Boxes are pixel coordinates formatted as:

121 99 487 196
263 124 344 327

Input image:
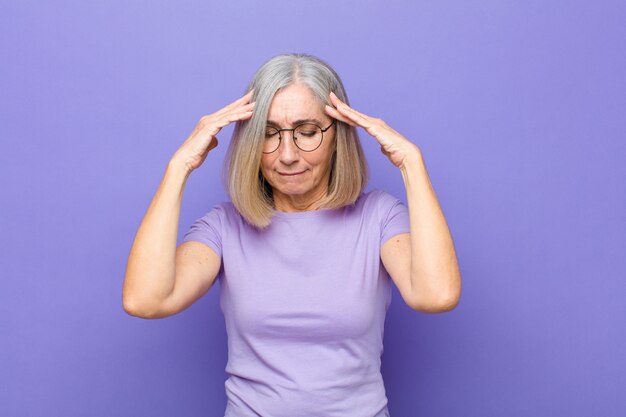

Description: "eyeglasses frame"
262 120 336 153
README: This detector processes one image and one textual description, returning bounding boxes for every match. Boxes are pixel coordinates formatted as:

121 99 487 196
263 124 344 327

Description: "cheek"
317 142 335 168
260 156 273 172
312 139 334 165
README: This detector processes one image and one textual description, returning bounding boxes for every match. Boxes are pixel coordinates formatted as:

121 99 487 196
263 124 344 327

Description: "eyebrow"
266 118 324 127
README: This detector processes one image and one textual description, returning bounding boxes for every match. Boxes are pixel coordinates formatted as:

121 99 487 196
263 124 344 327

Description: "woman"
123 53 461 416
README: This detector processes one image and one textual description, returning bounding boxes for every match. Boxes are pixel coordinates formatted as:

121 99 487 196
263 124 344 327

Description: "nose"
277 131 300 164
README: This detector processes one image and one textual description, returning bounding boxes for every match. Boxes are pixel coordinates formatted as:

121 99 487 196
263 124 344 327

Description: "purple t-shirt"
182 188 410 417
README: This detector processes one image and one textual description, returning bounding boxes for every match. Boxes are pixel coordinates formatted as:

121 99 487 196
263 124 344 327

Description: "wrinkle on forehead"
267 83 325 126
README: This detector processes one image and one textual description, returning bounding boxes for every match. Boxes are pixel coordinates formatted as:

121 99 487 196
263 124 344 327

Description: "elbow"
122 280 156 318
433 281 461 313
411 296 459 313
123 296 143 317
433 293 460 312
122 293 154 319
122 285 139 316
122 293 168 319
410 275 462 313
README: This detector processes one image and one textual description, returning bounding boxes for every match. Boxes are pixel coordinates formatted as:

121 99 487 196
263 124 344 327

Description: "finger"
346 106 374 122
223 102 255 119
215 110 254 128
329 92 376 127
215 101 255 121
235 88 254 103
329 91 361 115
238 110 254 120
216 89 255 115
334 103 375 129
325 104 357 126
328 91 344 108
222 90 254 112
231 101 255 112
333 98 374 122
200 110 253 138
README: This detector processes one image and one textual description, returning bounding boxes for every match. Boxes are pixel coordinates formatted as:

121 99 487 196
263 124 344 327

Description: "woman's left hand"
325 91 420 169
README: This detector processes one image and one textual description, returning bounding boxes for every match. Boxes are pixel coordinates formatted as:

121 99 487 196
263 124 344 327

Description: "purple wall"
2 1 625 416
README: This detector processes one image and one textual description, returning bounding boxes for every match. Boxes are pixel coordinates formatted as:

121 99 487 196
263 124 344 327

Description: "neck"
273 183 329 213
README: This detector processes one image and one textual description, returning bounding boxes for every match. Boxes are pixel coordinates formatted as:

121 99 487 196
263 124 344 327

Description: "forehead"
267 84 324 125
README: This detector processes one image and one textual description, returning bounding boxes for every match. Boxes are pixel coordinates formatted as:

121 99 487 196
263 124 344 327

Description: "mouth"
278 170 306 176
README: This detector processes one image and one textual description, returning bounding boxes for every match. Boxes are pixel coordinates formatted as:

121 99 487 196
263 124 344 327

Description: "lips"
279 170 305 176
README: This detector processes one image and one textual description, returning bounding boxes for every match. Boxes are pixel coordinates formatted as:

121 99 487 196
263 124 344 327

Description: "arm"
380 149 461 313
122 160 190 317
325 92 461 313
122 90 254 318
122 159 222 319
398 148 461 312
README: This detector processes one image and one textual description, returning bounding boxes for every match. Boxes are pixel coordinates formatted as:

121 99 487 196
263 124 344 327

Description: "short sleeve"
377 189 410 246
181 204 224 258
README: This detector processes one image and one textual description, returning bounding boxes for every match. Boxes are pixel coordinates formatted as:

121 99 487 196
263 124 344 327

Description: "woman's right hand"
171 89 255 173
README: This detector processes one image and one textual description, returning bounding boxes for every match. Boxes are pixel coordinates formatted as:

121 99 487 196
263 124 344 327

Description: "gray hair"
221 53 369 229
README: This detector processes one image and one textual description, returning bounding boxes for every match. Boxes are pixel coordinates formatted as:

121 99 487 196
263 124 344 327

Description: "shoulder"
362 188 404 214
192 201 234 227
210 201 238 222
215 201 233 214
212 201 251 229
199 201 229 218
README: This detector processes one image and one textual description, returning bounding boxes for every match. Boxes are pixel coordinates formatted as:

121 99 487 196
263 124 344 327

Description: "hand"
324 91 420 169
171 89 255 173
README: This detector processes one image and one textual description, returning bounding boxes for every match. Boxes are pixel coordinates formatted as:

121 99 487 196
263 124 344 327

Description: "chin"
273 184 311 196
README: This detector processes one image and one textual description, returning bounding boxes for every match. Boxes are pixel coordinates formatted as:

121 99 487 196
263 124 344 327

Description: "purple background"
1 1 625 416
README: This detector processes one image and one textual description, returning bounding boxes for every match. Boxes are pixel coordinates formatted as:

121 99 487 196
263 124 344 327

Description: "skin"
261 83 336 212
324 91 462 313
125 84 460 317
123 90 256 318
260 84 461 313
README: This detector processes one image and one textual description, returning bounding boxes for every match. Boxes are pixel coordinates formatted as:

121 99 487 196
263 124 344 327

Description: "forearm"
399 148 461 310
123 159 191 315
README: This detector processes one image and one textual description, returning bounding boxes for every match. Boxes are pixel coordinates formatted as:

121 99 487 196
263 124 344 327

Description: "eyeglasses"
263 120 335 153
